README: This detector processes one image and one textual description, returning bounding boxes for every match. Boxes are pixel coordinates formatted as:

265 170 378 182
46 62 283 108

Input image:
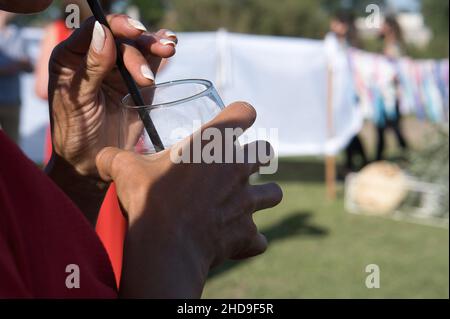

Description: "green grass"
203 158 449 299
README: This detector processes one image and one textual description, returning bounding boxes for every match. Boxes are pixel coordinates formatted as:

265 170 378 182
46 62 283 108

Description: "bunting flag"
350 48 449 124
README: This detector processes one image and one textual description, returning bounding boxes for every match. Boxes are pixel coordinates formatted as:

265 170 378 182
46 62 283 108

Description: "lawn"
203 157 449 299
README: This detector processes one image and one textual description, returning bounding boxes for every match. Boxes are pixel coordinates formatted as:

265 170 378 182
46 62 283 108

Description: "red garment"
0 131 117 298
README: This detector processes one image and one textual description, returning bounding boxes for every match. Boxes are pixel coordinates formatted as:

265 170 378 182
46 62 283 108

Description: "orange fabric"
54 20 72 42
95 184 127 286
43 126 52 164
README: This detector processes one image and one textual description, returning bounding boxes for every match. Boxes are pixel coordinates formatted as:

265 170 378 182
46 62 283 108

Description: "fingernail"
127 18 147 32
141 65 155 81
160 39 177 47
165 30 177 39
92 21 106 53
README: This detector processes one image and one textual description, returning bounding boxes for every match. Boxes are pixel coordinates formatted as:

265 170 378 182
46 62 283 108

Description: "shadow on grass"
208 211 328 279
258 159 331 183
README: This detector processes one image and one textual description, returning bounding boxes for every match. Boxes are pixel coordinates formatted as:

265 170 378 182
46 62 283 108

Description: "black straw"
87 0 165 152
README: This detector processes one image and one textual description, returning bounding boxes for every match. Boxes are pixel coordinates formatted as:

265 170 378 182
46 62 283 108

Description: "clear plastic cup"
120 79 225 154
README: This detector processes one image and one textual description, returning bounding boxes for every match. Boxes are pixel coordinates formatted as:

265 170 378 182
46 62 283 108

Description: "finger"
248 183 283 212
156 29 179 44
240 140 275 175
177 102 256 158
132 31 178 79
61 17 96 55
121 43 155 86
232 233 268 260
136 33 177 59
96 147 129 182
70 22 116 101
202 102 257 137
62 15 147 55
220 182 282 225
107 14 148 38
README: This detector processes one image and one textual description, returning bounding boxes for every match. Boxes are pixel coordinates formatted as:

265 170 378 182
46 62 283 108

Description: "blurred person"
381 15 404 59
0 0 282 298
0 10 32 143
328 10 359 48
376 15 409 161
35 0 114 163
326 10 368 175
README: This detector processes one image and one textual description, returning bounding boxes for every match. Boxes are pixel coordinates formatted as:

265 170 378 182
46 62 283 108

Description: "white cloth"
158 31 363 156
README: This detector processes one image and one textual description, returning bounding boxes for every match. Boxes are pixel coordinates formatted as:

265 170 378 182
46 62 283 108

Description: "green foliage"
406 126 449 217
164 0 329 38
360 37 384 54
129 0 166 26
421 0 449 58
321 0 385 17
422 0 449 38
404 43 448 60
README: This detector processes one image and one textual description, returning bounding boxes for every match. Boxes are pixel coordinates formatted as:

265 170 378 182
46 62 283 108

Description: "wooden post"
325 155 337 200
325 65 337 200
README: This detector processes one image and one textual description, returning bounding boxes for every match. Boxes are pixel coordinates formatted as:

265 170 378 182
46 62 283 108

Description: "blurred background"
1 0 448 298
10 0 450 59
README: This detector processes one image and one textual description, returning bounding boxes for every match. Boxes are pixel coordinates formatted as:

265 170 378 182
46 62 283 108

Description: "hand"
95 102 283 298
46 15 177 223
48 15 177 177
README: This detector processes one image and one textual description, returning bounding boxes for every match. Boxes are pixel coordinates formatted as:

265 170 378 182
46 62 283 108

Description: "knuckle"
86 52 115 73
236 101 257 122
107 13 124 23
110 151 134 174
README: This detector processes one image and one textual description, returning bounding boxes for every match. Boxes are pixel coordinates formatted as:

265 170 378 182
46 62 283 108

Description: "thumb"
96 147 125 182
74 21 117 100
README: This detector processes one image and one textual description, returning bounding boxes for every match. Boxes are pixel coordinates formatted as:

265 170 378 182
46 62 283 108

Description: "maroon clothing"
0 130 117 298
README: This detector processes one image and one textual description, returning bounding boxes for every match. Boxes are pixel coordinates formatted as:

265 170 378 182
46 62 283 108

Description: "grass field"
203 155 449 299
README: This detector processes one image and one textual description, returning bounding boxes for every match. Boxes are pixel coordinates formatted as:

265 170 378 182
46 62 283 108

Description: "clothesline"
350 49 449 124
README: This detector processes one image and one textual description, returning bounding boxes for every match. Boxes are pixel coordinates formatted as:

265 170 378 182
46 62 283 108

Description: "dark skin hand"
45 15 177 224
95 102 283 298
